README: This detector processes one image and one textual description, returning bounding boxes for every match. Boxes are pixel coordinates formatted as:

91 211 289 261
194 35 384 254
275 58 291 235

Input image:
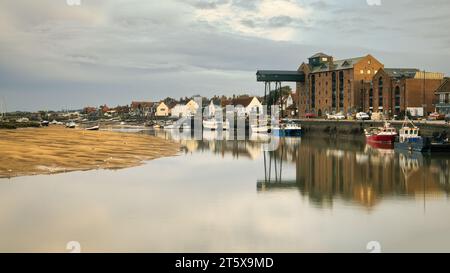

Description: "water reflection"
154 129 450 209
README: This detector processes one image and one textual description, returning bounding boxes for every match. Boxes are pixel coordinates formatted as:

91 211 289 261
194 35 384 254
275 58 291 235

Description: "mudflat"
0 126 180 178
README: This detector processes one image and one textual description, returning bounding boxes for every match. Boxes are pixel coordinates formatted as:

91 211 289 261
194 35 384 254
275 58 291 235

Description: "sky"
0 0 449 111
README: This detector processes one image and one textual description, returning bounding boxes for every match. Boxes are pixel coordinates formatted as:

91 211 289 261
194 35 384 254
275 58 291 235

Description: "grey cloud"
1 0 450 111
268 16 294 28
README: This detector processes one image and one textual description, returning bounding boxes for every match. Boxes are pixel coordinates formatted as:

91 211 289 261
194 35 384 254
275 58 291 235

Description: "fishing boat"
272 120 302 137
364 122 397 144
85 125 100 131
203 119 229 131
394 119 450 153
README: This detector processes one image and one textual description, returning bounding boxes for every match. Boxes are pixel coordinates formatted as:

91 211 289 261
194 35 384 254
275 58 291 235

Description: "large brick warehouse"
296 53 445 118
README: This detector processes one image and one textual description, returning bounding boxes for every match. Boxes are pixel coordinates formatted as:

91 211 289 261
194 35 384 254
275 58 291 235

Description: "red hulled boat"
364 122 398 144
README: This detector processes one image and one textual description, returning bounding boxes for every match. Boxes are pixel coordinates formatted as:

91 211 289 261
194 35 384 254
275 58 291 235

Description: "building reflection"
152 129 265 160
258 137 450 209
151 129 450 209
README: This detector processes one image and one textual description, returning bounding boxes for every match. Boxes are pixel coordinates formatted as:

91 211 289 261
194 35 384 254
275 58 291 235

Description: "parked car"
356 112 370 121
327 113 346 120
445 114 450 123
428 112 445 121
304 113 317 119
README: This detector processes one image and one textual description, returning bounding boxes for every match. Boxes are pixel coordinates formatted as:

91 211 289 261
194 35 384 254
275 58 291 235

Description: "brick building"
436 78 450 114
368 69 445 116
297 53 384 117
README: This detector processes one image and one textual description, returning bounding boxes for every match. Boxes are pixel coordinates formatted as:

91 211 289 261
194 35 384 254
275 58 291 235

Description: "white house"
185 99 200 116
207 100 221 118
225 97 263 117
170 104 188 118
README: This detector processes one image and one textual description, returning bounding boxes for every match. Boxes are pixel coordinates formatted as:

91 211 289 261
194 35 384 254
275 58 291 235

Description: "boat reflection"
152 129 450 209
258 137 450 209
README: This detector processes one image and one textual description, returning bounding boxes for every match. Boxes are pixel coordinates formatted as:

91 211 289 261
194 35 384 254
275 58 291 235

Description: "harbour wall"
300 120 450 138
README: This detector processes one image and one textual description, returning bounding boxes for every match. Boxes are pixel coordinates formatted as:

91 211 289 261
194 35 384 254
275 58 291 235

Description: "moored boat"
66 121 76 129
272 120 302 137
251 124 270 134
394 119 450 153
85 125 100 131
203 119 229 131
364 122 397 144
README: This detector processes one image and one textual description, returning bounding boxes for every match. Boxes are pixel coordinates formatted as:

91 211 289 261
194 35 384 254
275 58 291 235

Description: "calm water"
1 129 450 253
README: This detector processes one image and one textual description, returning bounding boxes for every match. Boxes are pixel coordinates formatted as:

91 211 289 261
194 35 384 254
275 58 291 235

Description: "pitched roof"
232 97 254 107
131 101 153 109
310 57 365 73
222 97 258 108
309 52 331 59
436 78 450 94
383 68 420 79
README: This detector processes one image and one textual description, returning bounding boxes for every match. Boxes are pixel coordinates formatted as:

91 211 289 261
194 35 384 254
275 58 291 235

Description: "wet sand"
0 126 180 178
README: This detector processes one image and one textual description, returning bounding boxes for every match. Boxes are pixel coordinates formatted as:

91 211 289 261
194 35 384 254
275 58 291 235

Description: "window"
322 57 328 62
378 77 383 109
360 70 364 74
368 60 372 65
339 71 344 108
367 70 371 74
395 86 401 112
332 72 337 109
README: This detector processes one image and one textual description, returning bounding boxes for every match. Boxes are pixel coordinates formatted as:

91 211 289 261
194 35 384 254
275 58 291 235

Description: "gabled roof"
310 57 365 73
222 97 259 108
309 52 331 59
383 68 420 79
436 78 450 94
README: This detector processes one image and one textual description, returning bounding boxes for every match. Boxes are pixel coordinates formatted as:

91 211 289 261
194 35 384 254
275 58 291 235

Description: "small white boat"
251 124 270 134
86 125 100 131
181 123 191 130
203 119 229 131
163 123 176 130
66 121 76 129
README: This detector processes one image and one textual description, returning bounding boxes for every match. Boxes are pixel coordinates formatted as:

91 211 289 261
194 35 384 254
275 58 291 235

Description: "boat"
251 124 270 134
163 122 176 130
394 118 450 153
272 120 302 137
203 119 229 131
364 121 397 144
181 123 191 130
85 125 100 131
66 121 76 129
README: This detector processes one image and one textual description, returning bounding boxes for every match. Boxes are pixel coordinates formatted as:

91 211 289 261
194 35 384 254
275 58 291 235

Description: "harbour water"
1 129 450 252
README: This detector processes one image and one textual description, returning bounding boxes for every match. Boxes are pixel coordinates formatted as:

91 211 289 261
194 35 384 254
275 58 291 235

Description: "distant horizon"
1 1 449 111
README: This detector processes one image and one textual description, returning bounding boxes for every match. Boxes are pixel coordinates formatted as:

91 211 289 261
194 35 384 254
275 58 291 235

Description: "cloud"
0 0 449 111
